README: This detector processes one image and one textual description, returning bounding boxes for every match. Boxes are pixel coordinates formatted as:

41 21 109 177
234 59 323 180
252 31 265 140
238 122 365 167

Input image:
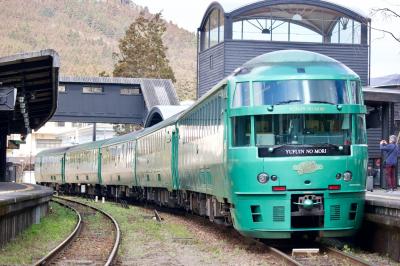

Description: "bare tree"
371 8 400 43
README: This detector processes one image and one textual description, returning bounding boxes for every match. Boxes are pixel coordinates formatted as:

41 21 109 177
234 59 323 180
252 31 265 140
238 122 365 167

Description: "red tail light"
328 184 341 190
272 186 286 191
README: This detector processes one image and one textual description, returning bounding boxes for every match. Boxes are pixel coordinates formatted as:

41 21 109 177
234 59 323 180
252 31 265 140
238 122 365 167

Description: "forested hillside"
0 0 197 100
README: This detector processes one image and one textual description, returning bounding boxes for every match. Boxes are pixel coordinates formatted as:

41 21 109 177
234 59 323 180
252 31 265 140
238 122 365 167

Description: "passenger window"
232 116 251 146
350 80 362 104
255 115 275 146
355 115 367 144
232 82 250 108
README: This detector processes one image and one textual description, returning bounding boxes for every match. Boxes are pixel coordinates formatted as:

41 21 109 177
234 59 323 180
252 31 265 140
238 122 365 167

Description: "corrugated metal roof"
60 76 179 111
371 74 400 88
363 86 400 102
141 79 180 107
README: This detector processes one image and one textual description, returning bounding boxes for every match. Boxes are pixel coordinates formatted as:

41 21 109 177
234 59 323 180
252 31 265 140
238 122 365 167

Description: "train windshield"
253 80 349 106
254 114 353 146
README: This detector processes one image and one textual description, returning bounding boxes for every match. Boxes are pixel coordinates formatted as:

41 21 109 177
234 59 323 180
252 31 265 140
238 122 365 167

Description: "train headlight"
336 173 342 180
343 171 352 181
271 175 278 181
257 173 269 184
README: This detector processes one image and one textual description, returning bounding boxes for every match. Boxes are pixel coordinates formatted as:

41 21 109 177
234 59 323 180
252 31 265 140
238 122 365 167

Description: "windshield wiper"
309 100 335 105
265 144 301 152
313 143 340 149
275 100 302 105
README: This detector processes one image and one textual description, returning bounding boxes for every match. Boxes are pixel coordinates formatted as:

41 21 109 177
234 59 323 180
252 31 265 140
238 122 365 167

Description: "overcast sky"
133 0 400 78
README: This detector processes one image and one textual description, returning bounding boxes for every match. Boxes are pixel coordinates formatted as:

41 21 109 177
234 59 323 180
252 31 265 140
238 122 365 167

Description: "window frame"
82 86 104 94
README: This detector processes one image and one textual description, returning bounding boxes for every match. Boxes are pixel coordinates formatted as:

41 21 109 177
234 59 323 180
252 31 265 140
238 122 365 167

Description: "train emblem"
293 161 324 175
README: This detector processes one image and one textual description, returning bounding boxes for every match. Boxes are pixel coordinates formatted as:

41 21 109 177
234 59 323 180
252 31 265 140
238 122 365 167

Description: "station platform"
364 189 400 228
361 189 400 261
0 182 53 247
366 189 400 200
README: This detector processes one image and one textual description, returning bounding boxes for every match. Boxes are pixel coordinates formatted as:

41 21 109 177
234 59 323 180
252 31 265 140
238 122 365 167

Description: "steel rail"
265 245 303 266
323 246 375 266
34 199 82 266
269 243 375 266
54 196 121 266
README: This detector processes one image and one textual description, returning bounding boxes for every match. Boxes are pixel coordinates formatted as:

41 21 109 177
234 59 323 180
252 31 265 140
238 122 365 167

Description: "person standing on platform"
380 135 400 192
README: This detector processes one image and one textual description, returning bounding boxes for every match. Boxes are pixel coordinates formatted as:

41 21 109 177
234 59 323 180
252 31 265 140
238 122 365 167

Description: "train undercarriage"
41 182 233 226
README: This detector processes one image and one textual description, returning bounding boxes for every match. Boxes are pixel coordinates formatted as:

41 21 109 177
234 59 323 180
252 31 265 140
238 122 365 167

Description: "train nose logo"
293 161 323 175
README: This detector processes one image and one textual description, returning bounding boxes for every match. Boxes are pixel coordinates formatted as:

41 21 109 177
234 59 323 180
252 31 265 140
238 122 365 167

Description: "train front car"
228 50 367 239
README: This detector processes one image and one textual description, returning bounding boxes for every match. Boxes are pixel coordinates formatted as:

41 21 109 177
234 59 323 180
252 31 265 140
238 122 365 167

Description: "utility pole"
92 123 96 141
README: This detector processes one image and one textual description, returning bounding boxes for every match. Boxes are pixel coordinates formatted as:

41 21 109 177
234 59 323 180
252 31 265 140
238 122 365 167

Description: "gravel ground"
51 200 116 265
321 238 400 266
70 197 284 266
157 210 282 266
70 197 400 266
345 249 400 266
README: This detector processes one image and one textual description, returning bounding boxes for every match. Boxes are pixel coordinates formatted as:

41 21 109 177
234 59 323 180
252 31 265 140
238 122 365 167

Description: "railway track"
34 197 120 266
138 200 374 266
119 198 375 266
266 243 374 266
39 196 374 266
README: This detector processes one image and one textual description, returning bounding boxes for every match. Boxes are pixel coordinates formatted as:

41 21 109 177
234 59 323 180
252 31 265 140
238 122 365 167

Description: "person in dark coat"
380 135 400 192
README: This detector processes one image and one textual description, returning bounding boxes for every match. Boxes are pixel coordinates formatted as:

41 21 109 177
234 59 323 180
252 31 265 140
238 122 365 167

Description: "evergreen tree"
112 12 175 135
113 11 176 82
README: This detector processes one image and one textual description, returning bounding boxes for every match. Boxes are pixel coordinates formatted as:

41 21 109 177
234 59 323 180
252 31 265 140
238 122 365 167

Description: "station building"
197 0 370 97
196 0 400 188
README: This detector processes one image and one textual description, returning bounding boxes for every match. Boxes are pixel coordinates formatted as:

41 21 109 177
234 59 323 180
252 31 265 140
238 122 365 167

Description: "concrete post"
381 103 390 189
0 132 7 182
92 122 96 142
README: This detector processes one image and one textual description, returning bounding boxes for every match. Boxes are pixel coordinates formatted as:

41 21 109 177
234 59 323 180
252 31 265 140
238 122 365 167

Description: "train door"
132 141 138 187
221 87 230 197
171 128 179 190
61 155 65 184
97 149 103 185
38 157 42 183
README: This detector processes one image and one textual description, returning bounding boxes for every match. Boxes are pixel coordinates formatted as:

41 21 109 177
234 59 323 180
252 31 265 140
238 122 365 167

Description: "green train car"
36 50 367 239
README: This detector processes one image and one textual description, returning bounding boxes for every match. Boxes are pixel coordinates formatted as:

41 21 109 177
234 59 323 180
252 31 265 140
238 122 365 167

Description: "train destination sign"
284 148 327 155
258 145 350 157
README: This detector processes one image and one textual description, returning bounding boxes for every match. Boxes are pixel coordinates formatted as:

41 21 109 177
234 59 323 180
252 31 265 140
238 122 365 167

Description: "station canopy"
0 49 59 135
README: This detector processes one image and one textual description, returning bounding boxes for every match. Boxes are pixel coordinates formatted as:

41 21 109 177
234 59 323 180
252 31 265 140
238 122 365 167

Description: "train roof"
176 79 227 121
67 139 110 152
135 111 181 139
233 50 359 80
36 146 72 157
101 130 143 147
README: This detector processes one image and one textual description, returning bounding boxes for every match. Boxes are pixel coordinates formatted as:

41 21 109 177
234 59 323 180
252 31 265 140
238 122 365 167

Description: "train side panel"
65 140 107 185
35 148 68 184
136 125 174 191
177 87 228 201
101 139 136 186
34 155 43 183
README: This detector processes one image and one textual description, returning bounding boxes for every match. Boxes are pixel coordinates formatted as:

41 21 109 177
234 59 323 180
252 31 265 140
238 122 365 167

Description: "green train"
36 50 367 239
